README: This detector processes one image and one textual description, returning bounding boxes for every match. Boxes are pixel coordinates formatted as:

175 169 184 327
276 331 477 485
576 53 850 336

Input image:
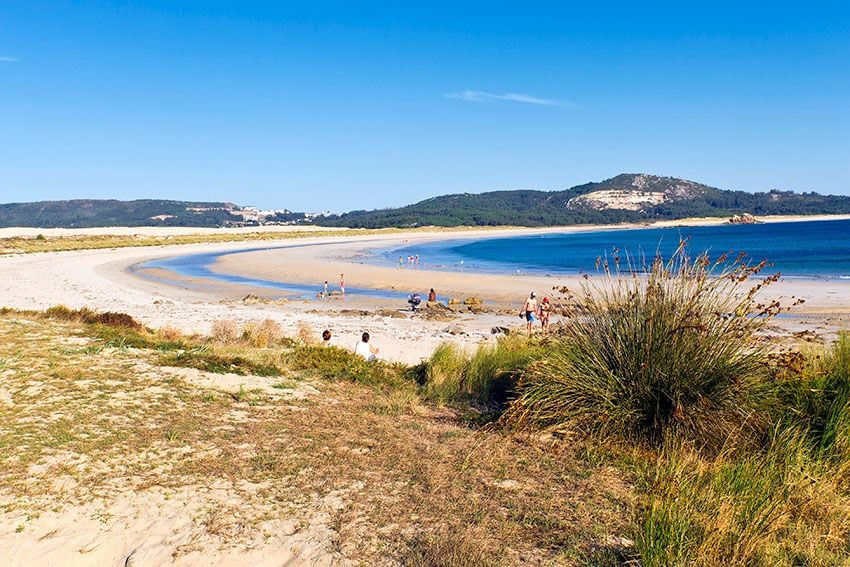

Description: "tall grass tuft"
769 332 850 462
422 335 544 410
210 319 240 344
242 319 284 348
506 245 781 450
635 425 850 565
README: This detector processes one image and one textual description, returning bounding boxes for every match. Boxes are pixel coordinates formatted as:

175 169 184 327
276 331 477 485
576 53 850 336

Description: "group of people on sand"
320 274 346 299
521 291 551 335
318 286 548 363
398 254 420 268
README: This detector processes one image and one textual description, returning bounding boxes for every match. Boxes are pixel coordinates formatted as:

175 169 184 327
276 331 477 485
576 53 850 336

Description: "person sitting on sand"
521 292 538 335
427 288 436 302
322 329 332 346
539 296 551 334
354 332 379 361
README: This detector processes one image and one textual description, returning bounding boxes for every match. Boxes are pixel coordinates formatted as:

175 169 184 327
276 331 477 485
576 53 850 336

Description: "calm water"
136 219 850 301
387 219 850 279
135 242 419 300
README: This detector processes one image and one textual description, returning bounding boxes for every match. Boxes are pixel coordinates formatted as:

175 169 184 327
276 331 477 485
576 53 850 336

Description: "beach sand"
2 219 850 564
1 221 849 366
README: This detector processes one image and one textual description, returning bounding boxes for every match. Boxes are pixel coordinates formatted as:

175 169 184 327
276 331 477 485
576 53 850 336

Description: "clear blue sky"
1 1 848 212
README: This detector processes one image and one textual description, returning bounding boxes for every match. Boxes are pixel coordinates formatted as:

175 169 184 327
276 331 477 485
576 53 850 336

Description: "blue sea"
385 219 850 279
135 219 850 300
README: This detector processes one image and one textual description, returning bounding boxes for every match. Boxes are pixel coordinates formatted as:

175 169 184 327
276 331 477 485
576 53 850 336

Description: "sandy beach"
2 217 850 366
2 218 850 564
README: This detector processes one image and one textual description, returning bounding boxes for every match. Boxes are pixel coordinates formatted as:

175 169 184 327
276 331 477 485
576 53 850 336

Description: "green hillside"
315 174 850 228
0 199 242 228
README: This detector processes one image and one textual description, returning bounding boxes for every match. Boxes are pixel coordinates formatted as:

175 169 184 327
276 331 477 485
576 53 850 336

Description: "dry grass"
296 321 317 345
210 319 240 344
156 325 184 342
241 319 285 348
0 312 632 564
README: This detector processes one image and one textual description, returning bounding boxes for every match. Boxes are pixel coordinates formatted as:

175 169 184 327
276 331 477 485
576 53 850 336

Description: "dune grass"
505 247 781 451
6 267 850 565
419 335 546 413
634 424 850 566
0 309 631 564
768 332 850 462
413 246 850 564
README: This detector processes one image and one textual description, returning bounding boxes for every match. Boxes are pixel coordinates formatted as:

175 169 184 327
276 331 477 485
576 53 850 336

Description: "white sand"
1 225 849 366
2 222 850 564
0 236 511 365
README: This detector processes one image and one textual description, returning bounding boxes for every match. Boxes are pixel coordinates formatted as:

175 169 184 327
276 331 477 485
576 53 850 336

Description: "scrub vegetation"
3 247 849 564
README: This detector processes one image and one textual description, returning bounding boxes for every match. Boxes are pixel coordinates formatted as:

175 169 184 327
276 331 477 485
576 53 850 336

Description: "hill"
315 174 850 228
0 199 246 228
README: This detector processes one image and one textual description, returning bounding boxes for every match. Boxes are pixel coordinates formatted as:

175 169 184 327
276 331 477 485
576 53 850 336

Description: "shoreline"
1 218 849 365
144 219 850 308
3 212 850 240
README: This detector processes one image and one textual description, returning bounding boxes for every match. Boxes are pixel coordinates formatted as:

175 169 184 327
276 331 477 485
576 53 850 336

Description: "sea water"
386 219 850 279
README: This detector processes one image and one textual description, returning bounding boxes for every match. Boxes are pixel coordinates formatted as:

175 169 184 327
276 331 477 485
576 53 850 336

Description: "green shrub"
44 305 145 331
506 247 777 450
284 345 411 390
769 333 850 461
422 336 543 410
160 348 283 376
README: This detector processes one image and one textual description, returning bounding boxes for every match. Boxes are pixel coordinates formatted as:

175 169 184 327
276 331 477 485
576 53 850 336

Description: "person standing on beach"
428 288 436 302
399 256 404 269
521 292 538 335
340 273 345 295
539 296 551 334
323 280 329 297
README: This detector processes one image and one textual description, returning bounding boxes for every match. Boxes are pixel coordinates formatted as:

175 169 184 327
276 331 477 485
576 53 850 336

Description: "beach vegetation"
241 318 285 348
767 332 850 461
506 246 780 451
283 344 411 390
1 309 627 564
210 319 240 343
633 422 850 565
156 325 184 342
420 336 544 413
295 320 317 345
5 286 850 565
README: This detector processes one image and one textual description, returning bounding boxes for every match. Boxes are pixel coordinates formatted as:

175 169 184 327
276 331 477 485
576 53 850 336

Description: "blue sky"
1 1 848 212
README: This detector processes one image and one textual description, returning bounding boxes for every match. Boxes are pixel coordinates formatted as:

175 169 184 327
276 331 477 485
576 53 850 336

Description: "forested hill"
315 174 850 228
4 174 850 229
0 199 244 228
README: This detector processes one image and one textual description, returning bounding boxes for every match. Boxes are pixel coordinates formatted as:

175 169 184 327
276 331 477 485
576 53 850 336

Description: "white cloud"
0 56 18 62
445 90 579 109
